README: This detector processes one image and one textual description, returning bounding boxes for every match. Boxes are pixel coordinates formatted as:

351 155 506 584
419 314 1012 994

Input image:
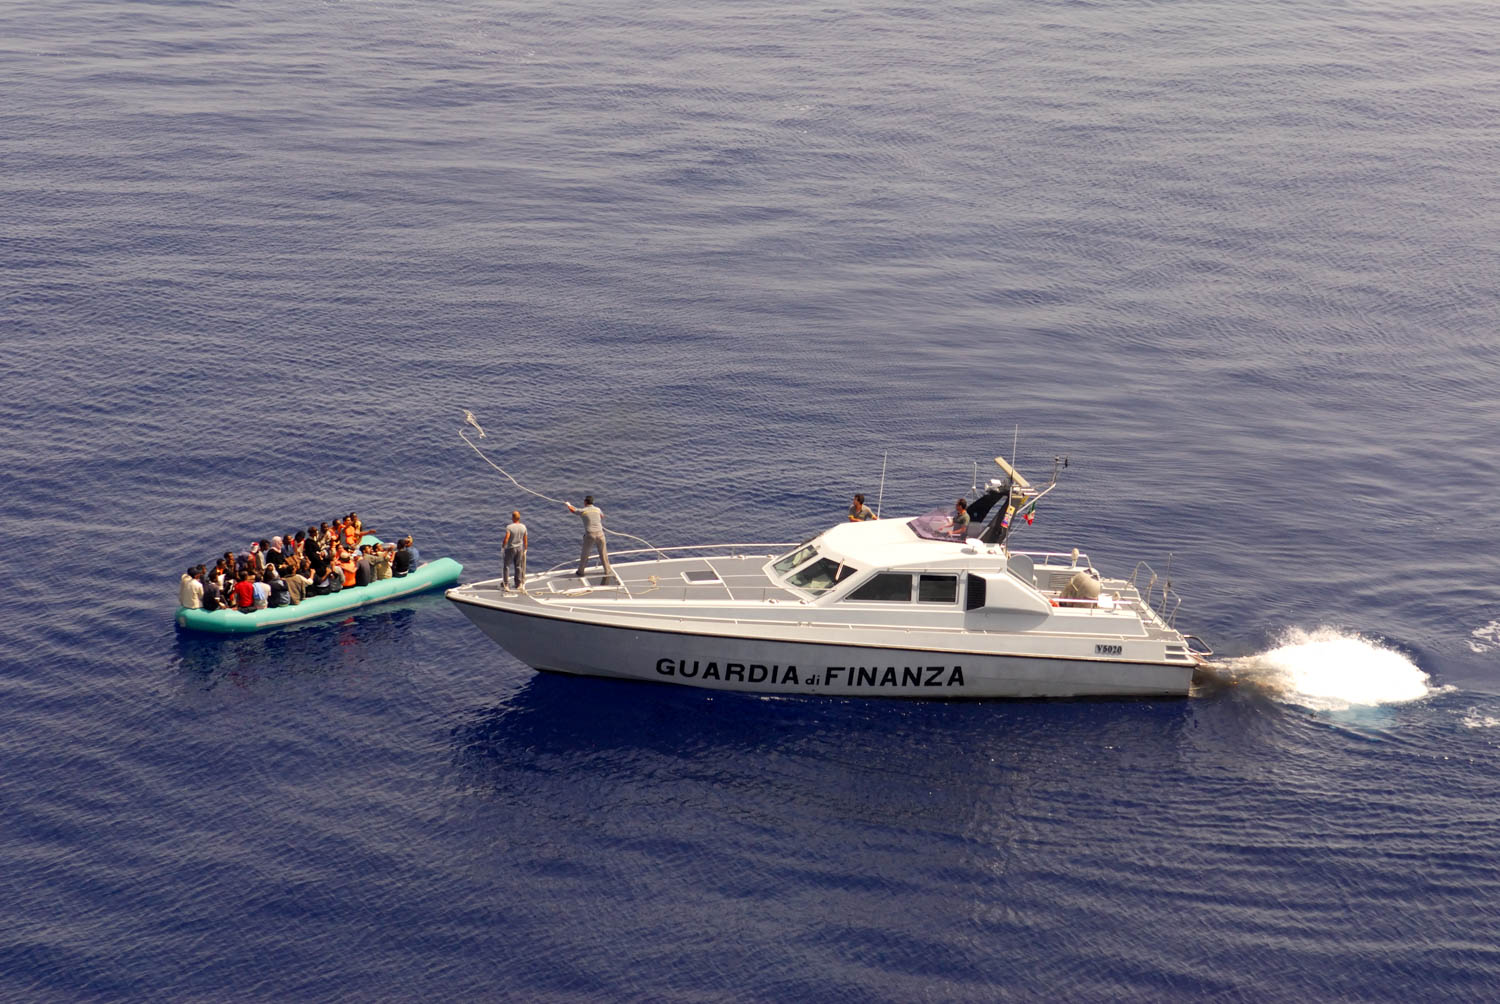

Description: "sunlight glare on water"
1222 627 1442 711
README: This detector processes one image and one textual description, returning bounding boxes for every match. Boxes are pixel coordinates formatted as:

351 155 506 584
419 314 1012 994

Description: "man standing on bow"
502 510 528 590
567 495 612 580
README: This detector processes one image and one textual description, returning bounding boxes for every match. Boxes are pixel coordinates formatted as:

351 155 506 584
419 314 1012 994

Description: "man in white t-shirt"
179 567 204 609
502 510 528 590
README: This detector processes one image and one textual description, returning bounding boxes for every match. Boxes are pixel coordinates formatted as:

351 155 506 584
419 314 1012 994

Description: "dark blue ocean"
5 0 1500 998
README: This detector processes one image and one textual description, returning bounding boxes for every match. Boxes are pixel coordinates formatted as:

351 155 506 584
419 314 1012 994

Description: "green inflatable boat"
176 556 463 634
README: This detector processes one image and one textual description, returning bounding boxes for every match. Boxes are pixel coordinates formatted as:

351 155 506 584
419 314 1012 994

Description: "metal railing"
1129 559 1185 628
1009 548 1093 570
542 542 800 577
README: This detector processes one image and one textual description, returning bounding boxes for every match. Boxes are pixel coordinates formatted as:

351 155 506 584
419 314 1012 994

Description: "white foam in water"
1218 627 1443 711
1469 619 1500 654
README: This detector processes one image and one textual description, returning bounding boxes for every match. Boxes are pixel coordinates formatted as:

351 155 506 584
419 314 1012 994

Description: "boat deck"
477 551 803 605
461 544 1183 633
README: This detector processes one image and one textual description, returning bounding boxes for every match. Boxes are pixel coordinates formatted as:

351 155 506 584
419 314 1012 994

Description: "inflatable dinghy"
177 555 462 634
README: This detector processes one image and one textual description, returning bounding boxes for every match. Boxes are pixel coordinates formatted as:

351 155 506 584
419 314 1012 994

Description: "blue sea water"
4 0 1500 998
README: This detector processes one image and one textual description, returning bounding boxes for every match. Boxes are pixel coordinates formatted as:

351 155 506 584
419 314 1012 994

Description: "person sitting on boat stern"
179 566 204 610
567 495 613 579
941 498 970 538
848 493 877 522
503 510 528 590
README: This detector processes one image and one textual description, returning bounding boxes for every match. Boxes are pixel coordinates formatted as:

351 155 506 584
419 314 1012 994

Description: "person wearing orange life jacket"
338 548 357 589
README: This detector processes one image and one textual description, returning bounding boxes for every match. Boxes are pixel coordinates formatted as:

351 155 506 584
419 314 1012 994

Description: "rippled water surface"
4 0 1500 998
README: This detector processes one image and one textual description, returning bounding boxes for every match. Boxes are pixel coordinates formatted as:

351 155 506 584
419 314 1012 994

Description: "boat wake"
1205 627 1448 711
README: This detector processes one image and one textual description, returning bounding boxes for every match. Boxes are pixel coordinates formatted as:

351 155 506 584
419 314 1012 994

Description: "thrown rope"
458 417 660 553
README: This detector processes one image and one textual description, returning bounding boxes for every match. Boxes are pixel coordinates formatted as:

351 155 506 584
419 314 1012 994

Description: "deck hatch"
681 569 722 584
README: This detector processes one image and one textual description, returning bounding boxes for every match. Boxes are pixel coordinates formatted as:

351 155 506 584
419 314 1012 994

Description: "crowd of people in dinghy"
176 513 423 613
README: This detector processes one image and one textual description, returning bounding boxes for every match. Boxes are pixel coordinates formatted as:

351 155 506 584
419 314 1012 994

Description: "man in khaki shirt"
566 495 612 580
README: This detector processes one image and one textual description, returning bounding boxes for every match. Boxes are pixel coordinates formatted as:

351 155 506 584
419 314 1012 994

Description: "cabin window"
918 574 958 603
847 572 913 602
772 543 818 575
965 574 987 610
786 558 857 595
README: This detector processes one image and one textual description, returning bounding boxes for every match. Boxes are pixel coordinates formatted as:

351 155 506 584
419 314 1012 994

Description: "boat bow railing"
542 542 800 576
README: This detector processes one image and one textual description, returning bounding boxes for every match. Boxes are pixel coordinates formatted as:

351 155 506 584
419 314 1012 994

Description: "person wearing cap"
502 510 528 590
566 495 612 579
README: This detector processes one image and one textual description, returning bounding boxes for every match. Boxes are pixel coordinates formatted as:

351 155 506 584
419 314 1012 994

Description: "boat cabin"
760 516 1090 623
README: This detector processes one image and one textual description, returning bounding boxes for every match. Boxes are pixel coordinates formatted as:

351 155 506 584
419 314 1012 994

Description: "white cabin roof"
816 517 982 573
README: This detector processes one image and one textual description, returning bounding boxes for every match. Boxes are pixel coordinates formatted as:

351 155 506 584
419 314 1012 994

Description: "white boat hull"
450 598 1193 699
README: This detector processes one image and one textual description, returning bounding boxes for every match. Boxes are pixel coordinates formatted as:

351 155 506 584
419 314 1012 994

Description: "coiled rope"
458 411 660 553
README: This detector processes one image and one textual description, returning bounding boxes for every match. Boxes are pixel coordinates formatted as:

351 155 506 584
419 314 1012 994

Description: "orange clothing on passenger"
343 525 361 548
340 556 357 587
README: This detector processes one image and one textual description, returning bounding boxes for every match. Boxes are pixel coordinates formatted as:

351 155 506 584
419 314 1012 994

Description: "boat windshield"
908 507 968 542
771 542 818 574
785 558 858 595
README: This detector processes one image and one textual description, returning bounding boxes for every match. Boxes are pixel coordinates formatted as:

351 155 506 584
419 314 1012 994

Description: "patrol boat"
446 457 1213 698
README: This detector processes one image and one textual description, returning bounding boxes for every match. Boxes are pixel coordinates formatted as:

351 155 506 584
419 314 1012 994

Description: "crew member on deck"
941 498 970 538
848 493 877 521
567 495 613 579
503 510 528 590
